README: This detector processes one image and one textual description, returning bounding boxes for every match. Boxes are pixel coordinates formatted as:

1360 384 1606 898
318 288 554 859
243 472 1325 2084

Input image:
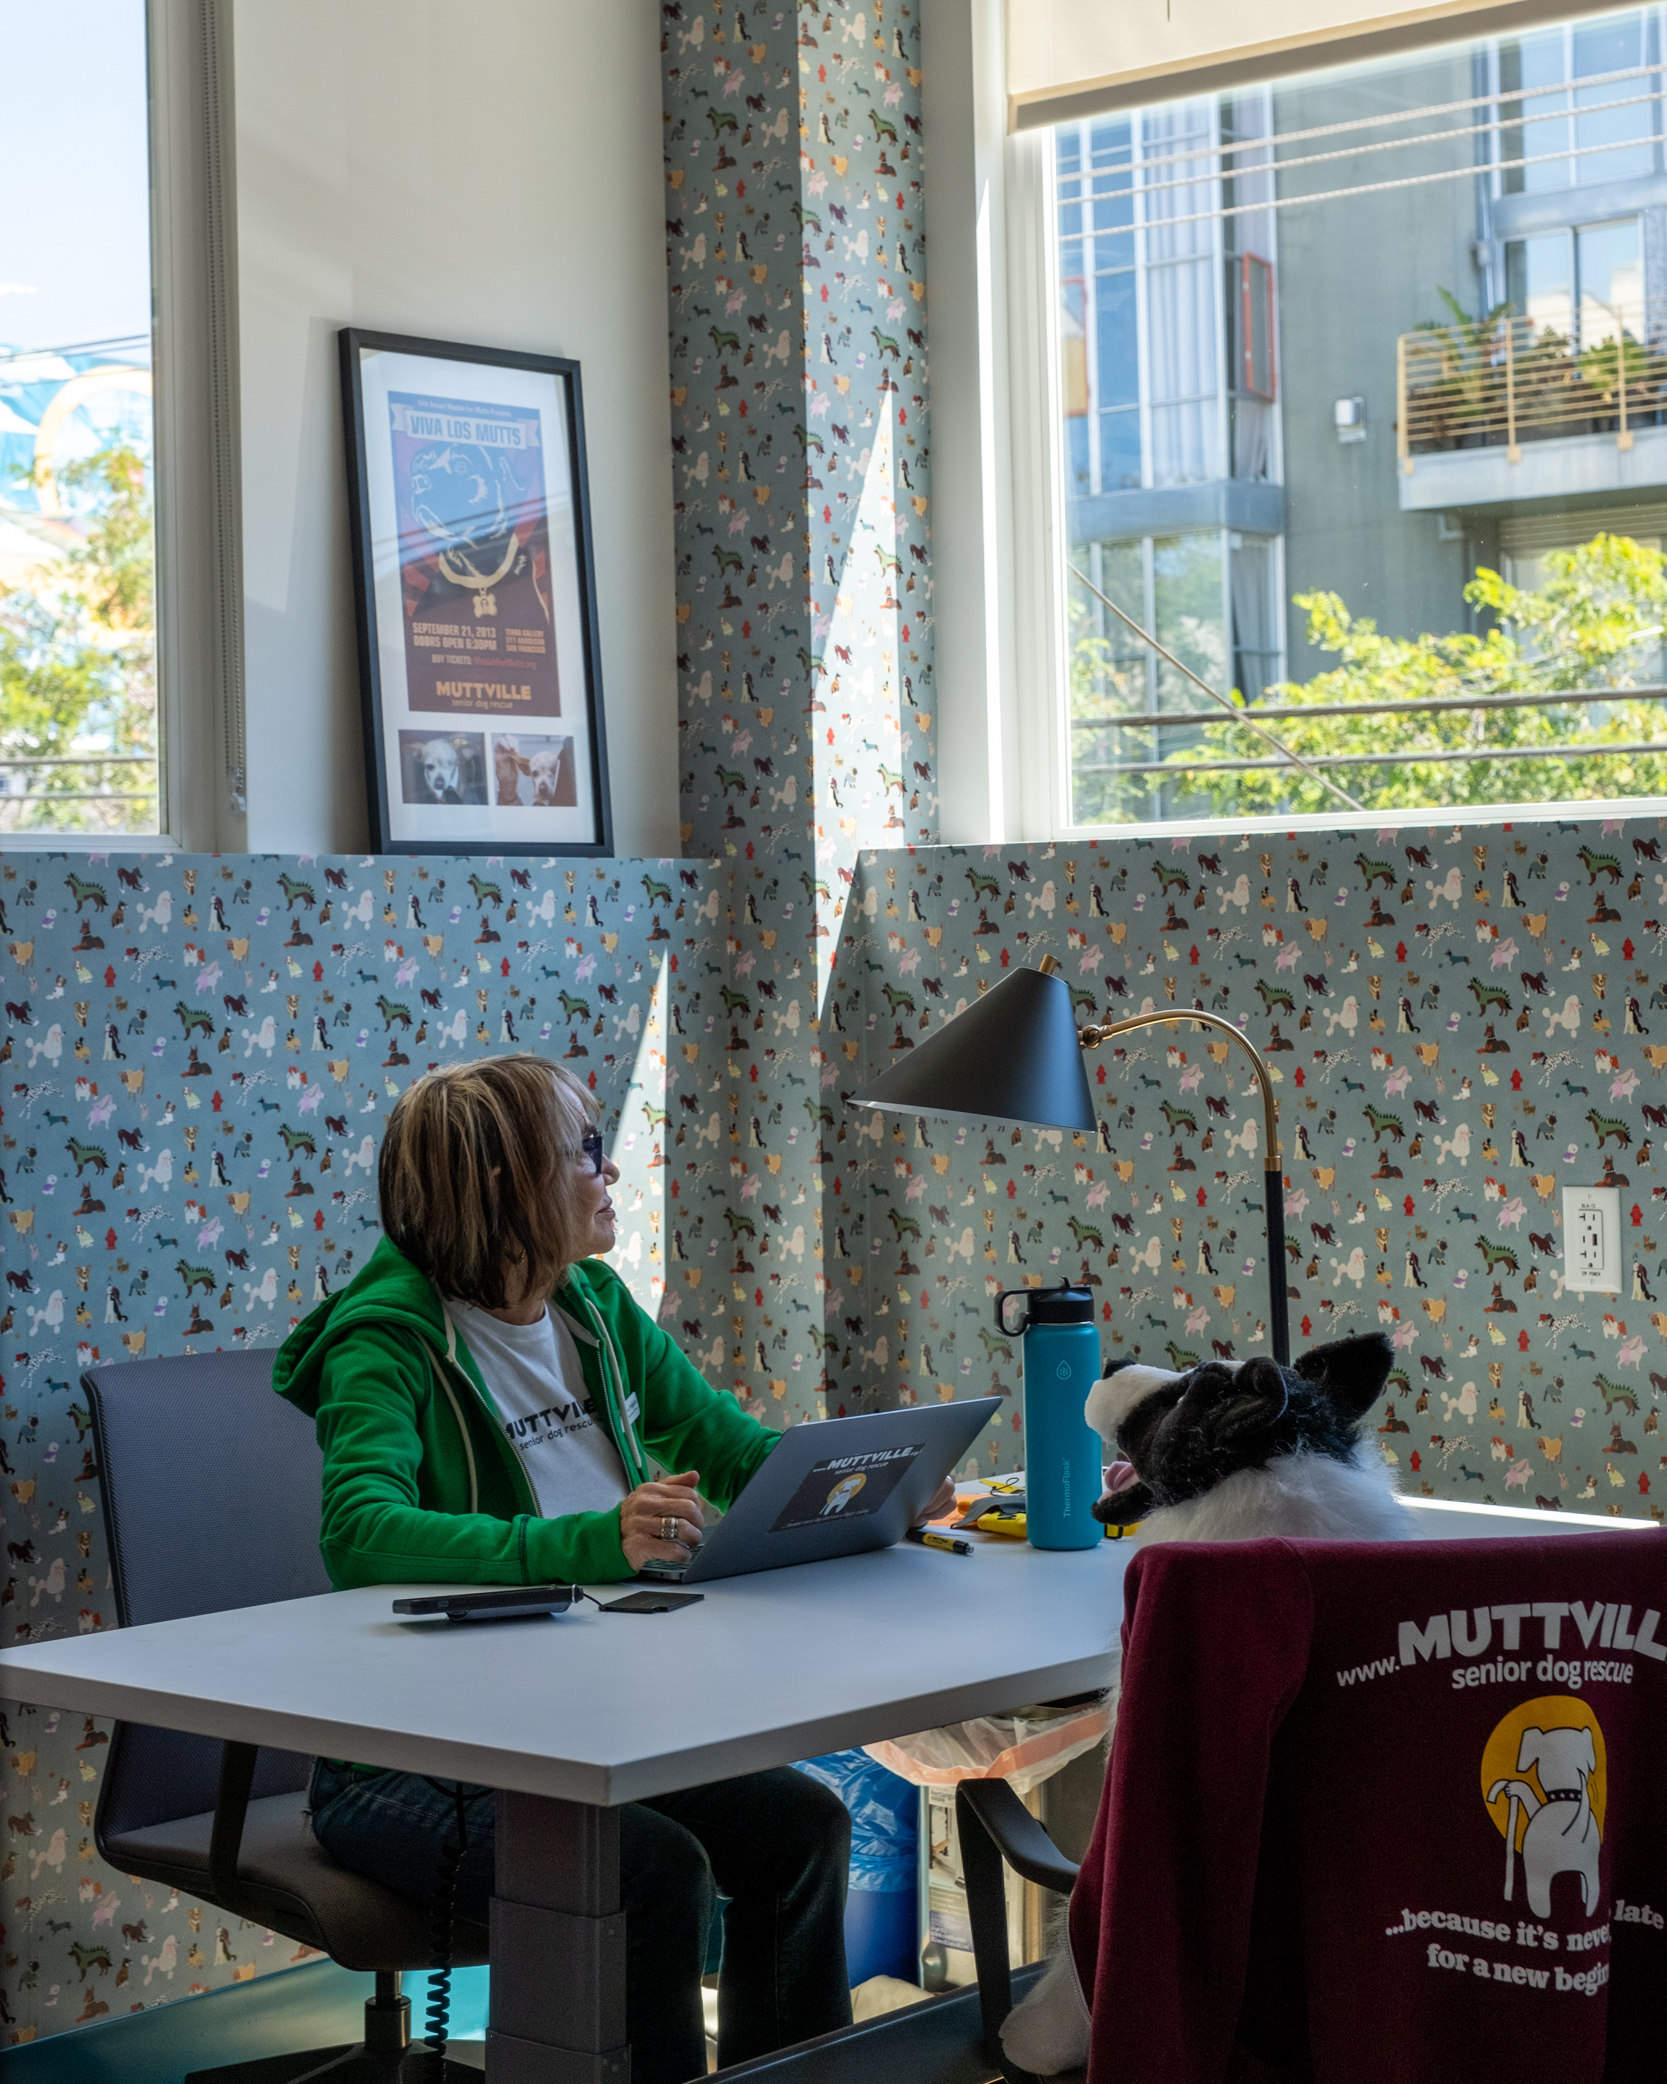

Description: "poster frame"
338 326 614 857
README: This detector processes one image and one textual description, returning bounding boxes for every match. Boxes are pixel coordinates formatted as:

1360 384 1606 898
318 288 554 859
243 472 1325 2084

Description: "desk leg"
484 1790 629 2084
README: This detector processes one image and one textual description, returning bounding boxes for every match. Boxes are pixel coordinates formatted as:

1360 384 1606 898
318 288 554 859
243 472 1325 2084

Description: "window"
1504 218 1641 345
1499 14 1659 193
1052 89 1283 829
1237 256 1277 401
1069 529 1281 826
1038 6 1667 832
0 0 160 837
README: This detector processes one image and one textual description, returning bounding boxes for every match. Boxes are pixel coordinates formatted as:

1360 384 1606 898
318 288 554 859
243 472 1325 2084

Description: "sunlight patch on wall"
604 950 668 1316
813 390 905 1007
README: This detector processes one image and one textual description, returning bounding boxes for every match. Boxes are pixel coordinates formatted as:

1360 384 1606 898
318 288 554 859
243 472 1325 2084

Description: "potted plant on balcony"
1409 290 1513 450
1577 327 1666 436
1510 318 1582 446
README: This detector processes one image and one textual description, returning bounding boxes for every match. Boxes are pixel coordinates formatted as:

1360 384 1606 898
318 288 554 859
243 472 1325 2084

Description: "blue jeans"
308 1759 852 2084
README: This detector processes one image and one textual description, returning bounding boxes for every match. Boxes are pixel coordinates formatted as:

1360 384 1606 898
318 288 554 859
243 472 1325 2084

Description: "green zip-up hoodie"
274 1235 779 1587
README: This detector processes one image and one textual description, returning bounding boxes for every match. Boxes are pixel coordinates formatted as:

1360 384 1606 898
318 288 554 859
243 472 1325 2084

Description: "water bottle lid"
1025 1282 1094 1325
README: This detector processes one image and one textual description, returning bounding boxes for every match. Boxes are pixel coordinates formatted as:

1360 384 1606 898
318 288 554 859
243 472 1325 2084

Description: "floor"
8 1952 936 2078
5 1961 490 2083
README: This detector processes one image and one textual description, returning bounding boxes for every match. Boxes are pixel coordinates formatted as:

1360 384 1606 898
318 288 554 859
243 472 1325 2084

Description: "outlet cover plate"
1562 1185 1622 1294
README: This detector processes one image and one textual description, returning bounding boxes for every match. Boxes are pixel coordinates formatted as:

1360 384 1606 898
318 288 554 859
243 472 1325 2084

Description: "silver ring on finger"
660 1515 678 1542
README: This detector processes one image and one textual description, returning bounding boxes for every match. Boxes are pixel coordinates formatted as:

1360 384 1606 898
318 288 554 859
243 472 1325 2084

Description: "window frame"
147 0 247 855
1238 253 1278 399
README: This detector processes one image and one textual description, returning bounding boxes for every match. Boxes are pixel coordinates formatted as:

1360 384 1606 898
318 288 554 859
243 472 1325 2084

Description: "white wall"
232 0 678 855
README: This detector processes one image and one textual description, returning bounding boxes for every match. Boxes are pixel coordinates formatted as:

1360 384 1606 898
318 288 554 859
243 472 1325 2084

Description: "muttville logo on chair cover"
1360 1593 1664 1998
1066 1537 1667 2084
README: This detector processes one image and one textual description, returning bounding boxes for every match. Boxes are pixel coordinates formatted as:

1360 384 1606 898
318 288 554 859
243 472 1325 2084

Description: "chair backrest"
85 1349 333 1836
87 1347 331 1624
1071 1530 1667 2083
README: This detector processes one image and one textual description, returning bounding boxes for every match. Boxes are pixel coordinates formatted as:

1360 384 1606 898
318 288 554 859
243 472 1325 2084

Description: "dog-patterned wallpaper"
833 816 1667 1523
655 0 937 1468
662 0 935 896
0 850 711 2039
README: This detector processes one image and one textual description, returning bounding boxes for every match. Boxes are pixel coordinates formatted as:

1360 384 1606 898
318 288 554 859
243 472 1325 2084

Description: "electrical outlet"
1562 1186 1621 1293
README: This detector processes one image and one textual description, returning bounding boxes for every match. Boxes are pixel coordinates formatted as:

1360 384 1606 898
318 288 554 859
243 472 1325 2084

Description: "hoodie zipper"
434 1309 483 1514
557 1288 650 1488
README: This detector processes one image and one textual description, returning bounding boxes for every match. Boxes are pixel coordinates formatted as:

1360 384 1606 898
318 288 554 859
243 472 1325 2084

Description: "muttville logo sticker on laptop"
769 1444 924 1533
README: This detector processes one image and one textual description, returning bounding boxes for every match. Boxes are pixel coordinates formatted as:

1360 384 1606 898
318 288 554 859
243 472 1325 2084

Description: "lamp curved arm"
1075 1008 1280 1171
1067 998 1290 1364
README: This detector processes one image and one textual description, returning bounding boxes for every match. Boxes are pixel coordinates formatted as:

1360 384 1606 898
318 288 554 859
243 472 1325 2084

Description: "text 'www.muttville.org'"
1336 1598 1666 1687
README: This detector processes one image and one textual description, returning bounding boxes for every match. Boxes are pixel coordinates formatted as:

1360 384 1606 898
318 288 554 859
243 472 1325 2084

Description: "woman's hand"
620 1470 706 1570
913 1473 959 1528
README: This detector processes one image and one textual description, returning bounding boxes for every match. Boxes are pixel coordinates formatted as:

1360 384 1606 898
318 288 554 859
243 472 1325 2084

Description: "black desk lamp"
849 954 1290 1366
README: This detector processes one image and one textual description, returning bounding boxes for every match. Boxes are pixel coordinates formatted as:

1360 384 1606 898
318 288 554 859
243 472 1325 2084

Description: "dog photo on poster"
389 392 561 723
341 329 614 856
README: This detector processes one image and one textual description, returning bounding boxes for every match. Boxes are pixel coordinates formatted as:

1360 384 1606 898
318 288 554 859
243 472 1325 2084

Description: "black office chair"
951 1781 1084 2084
85 1348 487 2081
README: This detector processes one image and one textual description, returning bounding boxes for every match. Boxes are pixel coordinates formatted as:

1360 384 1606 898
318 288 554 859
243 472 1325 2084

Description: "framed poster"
339 328 613 855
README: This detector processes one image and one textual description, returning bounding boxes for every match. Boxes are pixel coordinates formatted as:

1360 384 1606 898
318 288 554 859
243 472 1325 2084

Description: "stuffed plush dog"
1087 1330 1410 1545
1001 1332 1409 2077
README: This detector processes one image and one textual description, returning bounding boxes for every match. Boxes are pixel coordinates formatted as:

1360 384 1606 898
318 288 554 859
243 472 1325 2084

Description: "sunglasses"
576 1129 605 1176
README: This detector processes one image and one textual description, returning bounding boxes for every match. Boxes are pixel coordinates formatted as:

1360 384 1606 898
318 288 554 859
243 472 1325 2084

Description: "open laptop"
639 1397 1001 1586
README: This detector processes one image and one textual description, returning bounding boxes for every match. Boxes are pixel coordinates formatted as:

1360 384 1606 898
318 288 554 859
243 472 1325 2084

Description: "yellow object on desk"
972 1506 1028 1539
950 1492 1133 1542
957 1496 1138 1541
971 1508 1138 1539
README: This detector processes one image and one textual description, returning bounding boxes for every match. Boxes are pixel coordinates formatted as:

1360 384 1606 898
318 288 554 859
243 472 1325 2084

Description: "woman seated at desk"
276 1054 947 2083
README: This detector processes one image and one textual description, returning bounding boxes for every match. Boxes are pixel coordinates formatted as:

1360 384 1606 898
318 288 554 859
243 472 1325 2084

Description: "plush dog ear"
1200 1355 1292 1442
1292 1331 1394 1422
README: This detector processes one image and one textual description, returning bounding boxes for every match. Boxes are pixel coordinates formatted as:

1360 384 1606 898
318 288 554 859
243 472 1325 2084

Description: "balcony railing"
1397 306 1667 471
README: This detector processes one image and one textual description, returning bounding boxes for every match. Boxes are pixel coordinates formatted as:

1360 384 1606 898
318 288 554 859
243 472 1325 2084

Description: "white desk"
0 1538 1125 2083
0 1540 1123 1803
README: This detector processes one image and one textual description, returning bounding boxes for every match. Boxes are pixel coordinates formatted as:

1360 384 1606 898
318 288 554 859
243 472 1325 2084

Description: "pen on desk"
905 1527 974 1556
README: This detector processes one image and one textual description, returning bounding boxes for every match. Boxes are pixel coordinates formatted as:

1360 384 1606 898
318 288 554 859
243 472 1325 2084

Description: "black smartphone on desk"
600 1590 704 1614
392 1584 579 1624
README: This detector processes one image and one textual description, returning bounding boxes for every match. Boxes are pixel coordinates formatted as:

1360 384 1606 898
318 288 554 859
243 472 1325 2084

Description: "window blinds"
1005 0 1611 130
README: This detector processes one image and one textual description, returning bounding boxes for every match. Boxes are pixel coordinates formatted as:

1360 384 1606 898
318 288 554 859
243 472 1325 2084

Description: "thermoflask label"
1055 1362 1071 1380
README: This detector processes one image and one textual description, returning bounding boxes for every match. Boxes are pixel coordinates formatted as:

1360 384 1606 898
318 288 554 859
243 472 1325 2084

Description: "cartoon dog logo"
821 1472 867 1516
1481 1696 1605 1918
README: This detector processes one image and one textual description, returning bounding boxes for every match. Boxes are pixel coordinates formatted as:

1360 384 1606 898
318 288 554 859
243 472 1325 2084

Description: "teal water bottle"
993 1283 1102 1550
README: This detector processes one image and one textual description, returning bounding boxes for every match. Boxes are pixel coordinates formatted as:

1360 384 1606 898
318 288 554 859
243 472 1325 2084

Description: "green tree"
1069 533 1227 826
1158 533 1667 817
0 442 157 833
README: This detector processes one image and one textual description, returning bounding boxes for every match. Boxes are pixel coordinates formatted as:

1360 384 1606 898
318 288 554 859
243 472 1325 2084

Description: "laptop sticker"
769 1444 925 1533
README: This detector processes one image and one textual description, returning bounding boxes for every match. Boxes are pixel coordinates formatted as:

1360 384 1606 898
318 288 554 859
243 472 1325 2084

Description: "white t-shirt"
446 1299 629 1520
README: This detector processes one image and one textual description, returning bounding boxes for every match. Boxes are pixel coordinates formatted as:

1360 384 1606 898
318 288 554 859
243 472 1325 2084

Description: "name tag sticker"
624 1393 641 1424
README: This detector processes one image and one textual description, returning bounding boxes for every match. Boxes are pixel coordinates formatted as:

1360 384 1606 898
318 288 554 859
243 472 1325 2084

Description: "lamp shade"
849 965 1096 1132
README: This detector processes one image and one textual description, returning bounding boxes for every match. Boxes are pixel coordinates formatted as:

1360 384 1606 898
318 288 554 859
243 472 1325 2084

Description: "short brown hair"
377 1054 600 1308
